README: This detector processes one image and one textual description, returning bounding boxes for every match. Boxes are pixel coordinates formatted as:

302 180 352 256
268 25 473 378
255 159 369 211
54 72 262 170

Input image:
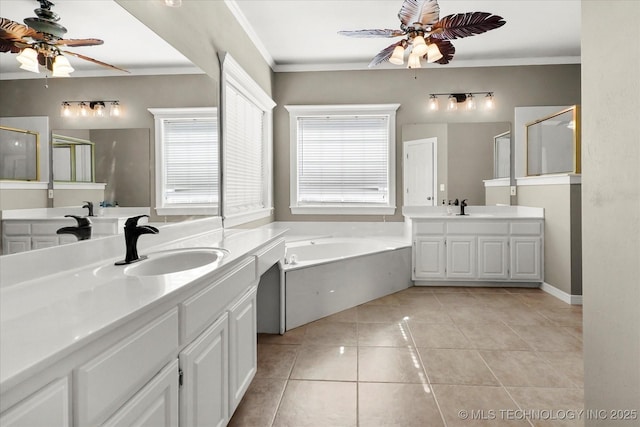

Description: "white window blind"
224 84 265 214
161 117 218 206
296 115 390 204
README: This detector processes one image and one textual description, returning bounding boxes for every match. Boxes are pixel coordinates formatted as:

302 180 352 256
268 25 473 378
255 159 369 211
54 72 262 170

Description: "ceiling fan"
0 0 128 76
339 0 506 68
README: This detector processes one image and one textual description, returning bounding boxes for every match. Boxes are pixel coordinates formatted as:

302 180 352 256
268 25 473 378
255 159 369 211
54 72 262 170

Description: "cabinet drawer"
510 222 542 235
254 239 285 277
447 221 508 235
32 222 66 235
3 222 31 236
413 221 445 234
180 257 256 345
75 309 179 427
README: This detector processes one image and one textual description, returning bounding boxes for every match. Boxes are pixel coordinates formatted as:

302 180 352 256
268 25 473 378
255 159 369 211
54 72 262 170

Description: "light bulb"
484 93 495 109
79 102 89 117
389 45 405 65
412 35 428 56
94 102 106 117
110 102 121 117
426 43 443 63
466 94 476 110
60 102 73 117
428 95 439 111
447 95 457 111
165 0 182 6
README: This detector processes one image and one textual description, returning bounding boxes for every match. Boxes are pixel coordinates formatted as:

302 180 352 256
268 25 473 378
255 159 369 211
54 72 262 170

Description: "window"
286 104 399 215
221 53 275 227
149 107 219 216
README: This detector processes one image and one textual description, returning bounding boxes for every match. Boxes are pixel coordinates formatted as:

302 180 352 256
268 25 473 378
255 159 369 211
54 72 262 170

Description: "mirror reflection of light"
339 346 345 355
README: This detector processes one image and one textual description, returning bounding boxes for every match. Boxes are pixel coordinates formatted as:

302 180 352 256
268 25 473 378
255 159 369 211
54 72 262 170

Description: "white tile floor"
229 286 583 426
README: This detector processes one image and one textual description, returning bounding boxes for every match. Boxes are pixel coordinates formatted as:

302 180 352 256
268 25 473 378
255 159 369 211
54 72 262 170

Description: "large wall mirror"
526 105 580 175
0 125 40 181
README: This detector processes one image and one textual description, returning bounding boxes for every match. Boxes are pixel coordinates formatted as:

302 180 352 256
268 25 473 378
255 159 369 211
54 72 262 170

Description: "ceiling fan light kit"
339 0 505 68
1 0 129 77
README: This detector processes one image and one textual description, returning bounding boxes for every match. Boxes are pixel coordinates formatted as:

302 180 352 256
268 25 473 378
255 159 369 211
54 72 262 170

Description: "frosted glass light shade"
79 102 89 117
426 43 443 63
60 102 73 117
412 35 428 56
466 94 476 110
165 0 182 6
447 95 457 111
110 102 121 117
428 96 439 111
484 93 495 109
389 45 405 65
94 103 106 117
407 53 421 69
17 48 39 73
52 55 74 77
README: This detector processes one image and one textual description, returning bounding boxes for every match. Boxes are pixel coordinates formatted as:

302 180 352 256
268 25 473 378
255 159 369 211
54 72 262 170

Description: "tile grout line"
403 317 449 427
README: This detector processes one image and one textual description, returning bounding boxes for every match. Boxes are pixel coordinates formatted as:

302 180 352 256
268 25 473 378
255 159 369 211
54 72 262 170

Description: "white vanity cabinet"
180 313 229 427
412 218 543 284
0 378 70 427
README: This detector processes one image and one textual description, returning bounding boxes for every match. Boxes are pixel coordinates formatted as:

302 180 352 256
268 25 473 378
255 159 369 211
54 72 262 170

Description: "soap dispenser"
447 200 453 216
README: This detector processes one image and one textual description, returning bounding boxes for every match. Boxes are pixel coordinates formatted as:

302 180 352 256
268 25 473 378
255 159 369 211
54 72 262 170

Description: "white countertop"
0 207 150 220
402 205 544 219
0 219 286 392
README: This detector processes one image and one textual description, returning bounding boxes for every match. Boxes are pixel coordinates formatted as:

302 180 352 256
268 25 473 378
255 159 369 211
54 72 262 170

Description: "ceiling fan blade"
0 17 43 42
430 12 505 40
398 0 440 28
56 38 104 47
60 49 130 73
368 41 402 68
338 29 405 38
0 38 21 53
429 38 455 64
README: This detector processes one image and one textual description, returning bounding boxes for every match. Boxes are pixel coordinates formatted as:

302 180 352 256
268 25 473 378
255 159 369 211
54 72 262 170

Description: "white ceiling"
0 0 201 80
0 0 581 80
229 0 581 71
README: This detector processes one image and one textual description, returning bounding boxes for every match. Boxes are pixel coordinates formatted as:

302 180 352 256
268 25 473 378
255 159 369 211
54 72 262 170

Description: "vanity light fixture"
165 0 182 6
59 100 122 118
427 92 495 112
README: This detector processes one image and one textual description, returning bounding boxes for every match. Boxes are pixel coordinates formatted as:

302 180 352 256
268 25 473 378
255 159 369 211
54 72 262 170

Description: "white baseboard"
541 282 583 305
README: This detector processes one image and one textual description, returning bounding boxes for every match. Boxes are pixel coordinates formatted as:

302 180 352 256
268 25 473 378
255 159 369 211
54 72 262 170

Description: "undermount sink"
124 247 229 276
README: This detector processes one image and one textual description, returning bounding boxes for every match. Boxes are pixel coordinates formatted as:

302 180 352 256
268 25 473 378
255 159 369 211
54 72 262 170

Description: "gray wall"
518 184 582 296
582 1 640 423
273 64 580 222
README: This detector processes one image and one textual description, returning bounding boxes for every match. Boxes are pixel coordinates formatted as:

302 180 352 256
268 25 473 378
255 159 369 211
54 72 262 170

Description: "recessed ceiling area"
0 0 201 80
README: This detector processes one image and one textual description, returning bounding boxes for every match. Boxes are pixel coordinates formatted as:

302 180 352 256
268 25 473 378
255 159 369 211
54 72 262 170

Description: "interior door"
403 138 437 206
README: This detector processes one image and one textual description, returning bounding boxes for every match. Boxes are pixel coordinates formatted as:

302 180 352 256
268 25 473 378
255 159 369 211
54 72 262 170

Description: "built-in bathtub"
279 235 412 330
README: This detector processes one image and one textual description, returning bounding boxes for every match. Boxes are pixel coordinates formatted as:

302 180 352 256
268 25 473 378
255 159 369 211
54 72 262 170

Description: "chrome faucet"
115 215 159 265
57 215 92 240
83 201 95 217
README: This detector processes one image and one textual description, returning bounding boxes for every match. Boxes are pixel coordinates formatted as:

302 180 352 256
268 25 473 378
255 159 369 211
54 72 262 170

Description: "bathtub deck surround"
0 217 286 426
256 222 412 331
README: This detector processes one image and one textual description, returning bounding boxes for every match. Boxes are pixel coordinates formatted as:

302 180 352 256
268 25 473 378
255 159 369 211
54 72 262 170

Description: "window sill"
155 206 219 216
224 207 273 227
290 205 396 215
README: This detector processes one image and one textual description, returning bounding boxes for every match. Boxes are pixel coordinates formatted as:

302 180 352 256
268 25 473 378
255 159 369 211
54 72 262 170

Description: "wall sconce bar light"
60 100 121 118
428 92 494 111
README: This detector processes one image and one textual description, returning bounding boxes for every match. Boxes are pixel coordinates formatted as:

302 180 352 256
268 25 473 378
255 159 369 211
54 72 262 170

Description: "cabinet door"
102 360 178 427
510 237 542 281
446 236 477 279
179 313 229 427
414 237 446 279
228 286 258 414
31 236 60 250
0 378 69 427
477 236 509 280
4 236 31 254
